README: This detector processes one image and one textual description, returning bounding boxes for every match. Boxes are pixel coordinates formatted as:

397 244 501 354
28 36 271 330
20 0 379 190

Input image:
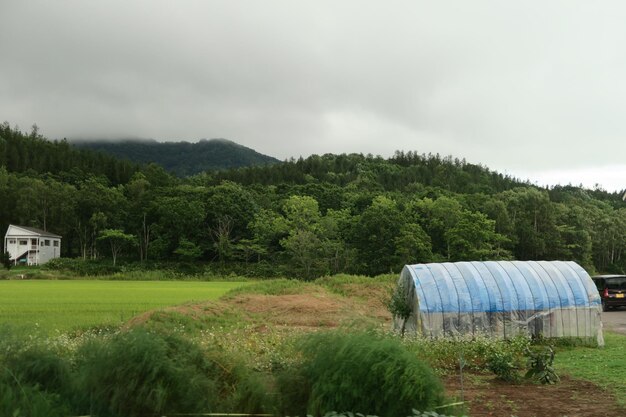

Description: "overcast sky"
1 1 625 191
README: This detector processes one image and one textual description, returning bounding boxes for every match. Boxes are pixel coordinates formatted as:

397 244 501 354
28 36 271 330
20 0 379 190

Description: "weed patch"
404 334 530 375
277 330 447 417
223 278 311 298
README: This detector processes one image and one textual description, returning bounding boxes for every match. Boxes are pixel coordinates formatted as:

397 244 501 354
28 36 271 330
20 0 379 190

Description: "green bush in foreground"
0 325 270 417
0 380 71 417
74 328 268 417
0 325 73 417
277 331 446 417
74 329 212 416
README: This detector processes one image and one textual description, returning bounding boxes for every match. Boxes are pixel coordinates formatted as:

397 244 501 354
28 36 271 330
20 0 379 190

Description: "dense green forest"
74 138 279 176
1 123 625 278
0 122 141 185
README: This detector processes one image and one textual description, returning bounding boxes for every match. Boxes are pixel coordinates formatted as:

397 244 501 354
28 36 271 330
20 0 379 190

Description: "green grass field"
556 331 626 406
0 280 247 333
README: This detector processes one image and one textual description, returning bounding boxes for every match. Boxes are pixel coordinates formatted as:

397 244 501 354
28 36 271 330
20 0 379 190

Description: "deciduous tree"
97 229 136 266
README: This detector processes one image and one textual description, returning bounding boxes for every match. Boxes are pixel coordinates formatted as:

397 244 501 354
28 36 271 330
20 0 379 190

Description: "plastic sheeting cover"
398 260 603 344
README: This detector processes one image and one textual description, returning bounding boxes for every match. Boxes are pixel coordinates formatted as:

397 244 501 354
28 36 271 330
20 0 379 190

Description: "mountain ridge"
73 138 280 177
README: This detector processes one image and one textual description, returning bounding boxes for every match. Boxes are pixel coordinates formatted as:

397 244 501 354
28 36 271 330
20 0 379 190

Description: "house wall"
4 236 33 264
37 238 61 264
4 233 61 265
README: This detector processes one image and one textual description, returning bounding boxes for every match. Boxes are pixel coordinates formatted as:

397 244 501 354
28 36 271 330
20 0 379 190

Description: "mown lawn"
556 331 626 406
0 280 247 333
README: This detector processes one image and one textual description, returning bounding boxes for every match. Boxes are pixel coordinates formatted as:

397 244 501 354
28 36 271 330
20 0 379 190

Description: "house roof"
6 225 62 238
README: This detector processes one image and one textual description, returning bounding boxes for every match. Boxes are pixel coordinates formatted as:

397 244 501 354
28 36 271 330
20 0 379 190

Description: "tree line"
1 123 625 278
75 138 279 177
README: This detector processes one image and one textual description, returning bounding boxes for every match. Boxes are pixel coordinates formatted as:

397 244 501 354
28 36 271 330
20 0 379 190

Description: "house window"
53 241 59 247
9 239 15 244
45 240 50 246
19 240 27 245
41 241 44 246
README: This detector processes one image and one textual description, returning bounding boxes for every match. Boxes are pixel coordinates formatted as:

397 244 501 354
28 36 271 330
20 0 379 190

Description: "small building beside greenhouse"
395 260 603 345
4 225 61 266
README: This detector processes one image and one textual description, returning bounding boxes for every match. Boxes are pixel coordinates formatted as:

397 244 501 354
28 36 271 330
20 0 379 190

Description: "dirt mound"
228 288 391 329
124 300 232 328
126 284 392 331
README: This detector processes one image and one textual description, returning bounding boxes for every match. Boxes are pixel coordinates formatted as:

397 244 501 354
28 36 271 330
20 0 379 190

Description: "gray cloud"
1 1 626 190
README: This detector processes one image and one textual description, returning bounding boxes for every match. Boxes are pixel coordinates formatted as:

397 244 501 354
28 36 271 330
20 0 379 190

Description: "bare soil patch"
445 374 622 417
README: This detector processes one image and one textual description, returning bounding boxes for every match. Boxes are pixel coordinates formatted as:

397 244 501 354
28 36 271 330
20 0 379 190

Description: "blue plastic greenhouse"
396 260 603 345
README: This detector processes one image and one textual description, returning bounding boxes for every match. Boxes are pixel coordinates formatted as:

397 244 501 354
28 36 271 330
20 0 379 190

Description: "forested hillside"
1 123 625 278
0 122 140 185
74 138 279 176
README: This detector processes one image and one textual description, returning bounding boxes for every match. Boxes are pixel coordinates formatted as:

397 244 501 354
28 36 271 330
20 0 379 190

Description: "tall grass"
315 273 396 296
276 330 446 417
74 329 220 416
222 278 312 298
0 325 270 417
0 324 73 417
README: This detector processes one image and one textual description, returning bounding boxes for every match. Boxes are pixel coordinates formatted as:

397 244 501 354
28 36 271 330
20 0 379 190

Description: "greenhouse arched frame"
396 260 603 345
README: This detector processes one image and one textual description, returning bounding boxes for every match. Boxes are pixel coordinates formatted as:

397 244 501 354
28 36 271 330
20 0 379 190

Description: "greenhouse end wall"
396 260 603 345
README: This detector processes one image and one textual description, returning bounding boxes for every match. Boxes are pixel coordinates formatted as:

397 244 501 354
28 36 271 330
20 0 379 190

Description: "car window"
593 278 605 291
605 277 626 290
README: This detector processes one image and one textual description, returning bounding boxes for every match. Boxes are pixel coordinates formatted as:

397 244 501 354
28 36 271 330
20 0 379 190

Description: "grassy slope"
0 280 247 333
556 331 626 406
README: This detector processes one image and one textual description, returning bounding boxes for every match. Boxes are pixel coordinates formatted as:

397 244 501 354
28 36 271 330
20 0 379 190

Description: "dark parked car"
592 275 626 311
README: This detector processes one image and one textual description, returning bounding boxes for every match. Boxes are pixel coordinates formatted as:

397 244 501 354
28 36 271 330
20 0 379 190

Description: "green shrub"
1 251 12 270
0 380 71 417
205 260 284 278
74 329 218 416
315 274 395 297
386 285 413 337
405 334 531 382
6 348 72 396
405 334 530 374
0 325 73 417
525 345 559 384
486 349 520 382
276 330 445 417
74 328 268 417
44 258 121 276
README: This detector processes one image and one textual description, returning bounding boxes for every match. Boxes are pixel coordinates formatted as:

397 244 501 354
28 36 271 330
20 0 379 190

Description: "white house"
4 225 61 266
